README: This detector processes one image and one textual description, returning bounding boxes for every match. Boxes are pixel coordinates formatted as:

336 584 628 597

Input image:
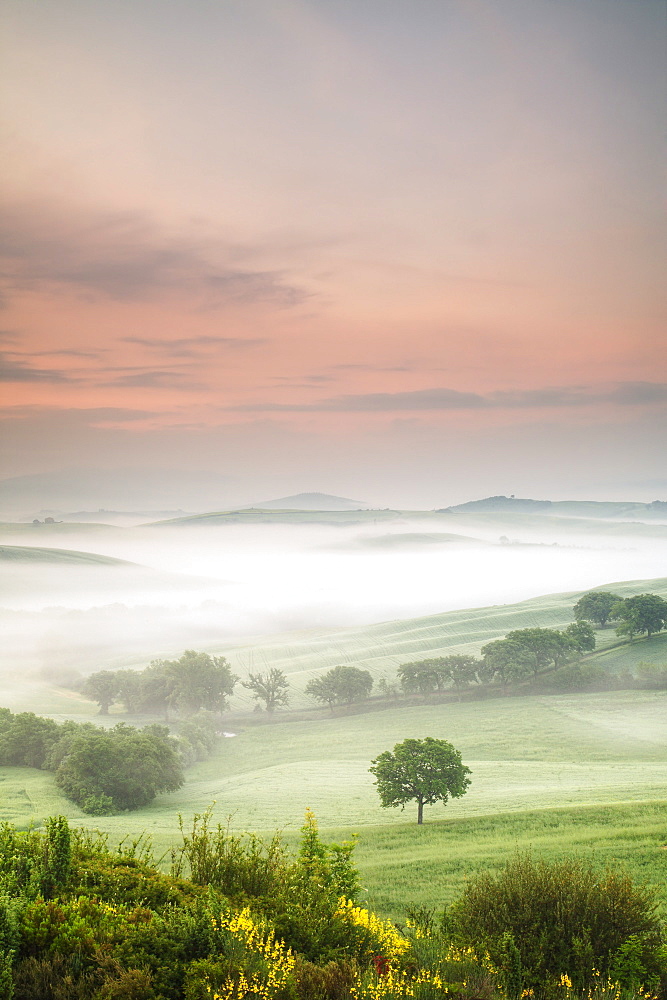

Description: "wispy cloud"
0 351 75 383
123 335 267 356
232 382 667 412
331 363 413 373
101 370 204 389
0 202 306 307
0 405 158 422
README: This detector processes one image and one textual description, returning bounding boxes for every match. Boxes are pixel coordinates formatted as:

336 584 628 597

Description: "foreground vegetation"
1 579 666 996
0 810 664 999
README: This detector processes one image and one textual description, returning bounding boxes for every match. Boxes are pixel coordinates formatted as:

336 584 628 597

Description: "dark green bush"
449 851 664 994
55 724 183 813
293 956 355 999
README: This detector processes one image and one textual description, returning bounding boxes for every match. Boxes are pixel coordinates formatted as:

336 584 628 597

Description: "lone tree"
369 737 471 824
82 671 118 715
243 668 290 713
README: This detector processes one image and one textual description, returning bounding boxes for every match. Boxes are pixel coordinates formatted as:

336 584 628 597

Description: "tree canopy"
81 650 239 720
53 722 183 813
613 594 667 640
243 668 290 713
82 670 119 715
305 665 373 710
369 737 471 824
573 591 622 628
480 639 533 688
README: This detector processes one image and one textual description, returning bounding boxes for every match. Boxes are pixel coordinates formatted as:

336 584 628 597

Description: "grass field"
2 573 666 925
2 688 666 920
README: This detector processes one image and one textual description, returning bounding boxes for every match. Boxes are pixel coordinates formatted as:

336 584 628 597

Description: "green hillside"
221 577 667 710
0 544 131 565
2 689 666 919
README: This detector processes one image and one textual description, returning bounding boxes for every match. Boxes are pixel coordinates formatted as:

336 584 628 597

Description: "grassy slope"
0 544 131 565
2 688 666 916
2 576 666 921
222 577 667 711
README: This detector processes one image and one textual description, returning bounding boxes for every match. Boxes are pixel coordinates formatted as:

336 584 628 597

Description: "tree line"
78 591 667 720
82 651 290 717
573 590 667 639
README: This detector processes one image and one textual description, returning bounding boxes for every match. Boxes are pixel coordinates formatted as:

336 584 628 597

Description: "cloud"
270 374 335 384
606 382 667 405
0 351 75 383
331 364 413 373
123 335 267 357
32 348 105 360
0 405 157 423
101 370 204 389
0 201 306 307
232 382 667 412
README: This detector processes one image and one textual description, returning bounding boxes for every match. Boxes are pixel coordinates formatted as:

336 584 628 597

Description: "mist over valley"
2 496 666 705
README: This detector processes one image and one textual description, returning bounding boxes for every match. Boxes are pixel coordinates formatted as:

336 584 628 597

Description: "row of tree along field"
0 809 664 999
78 592 667 717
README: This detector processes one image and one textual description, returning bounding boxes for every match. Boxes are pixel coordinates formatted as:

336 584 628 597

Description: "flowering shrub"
0 816 664 1000
336 898 410 966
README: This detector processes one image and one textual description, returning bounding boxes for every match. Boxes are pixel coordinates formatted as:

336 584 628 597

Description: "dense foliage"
82 651 238 718
0 708 217 814
0 814 662 999
613 595 667 640
448 852 666 996
369 738 471 825
305 665 373 709
573 592 623 628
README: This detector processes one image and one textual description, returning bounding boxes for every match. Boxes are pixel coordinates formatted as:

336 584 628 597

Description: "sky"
1 0 666 510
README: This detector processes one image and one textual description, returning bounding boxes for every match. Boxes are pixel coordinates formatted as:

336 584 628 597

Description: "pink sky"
1 0 665 508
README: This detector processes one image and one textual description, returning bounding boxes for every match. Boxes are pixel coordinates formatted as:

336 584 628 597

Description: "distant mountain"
441 495 667 519
247 492 368 511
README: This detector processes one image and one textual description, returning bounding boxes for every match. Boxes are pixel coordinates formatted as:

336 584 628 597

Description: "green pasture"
351 800 667 919
2 689 666 921
584 631 667 674
2 573 666 924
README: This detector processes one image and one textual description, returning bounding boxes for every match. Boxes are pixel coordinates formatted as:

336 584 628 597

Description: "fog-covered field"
1 506 666 699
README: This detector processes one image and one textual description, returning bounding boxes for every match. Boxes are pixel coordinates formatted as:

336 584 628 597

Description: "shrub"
448 852 663 994
634 662 667 690
546 663 609 692
171 808 288 899
55 723 183 812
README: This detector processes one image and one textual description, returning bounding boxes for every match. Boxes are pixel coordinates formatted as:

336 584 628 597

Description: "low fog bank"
1 512 666 699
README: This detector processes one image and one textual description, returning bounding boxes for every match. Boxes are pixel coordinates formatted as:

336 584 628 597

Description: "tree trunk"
417 800 424 824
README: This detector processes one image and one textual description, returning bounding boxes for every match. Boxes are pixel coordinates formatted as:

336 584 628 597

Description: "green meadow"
2 574 666 922
2 688 666 921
